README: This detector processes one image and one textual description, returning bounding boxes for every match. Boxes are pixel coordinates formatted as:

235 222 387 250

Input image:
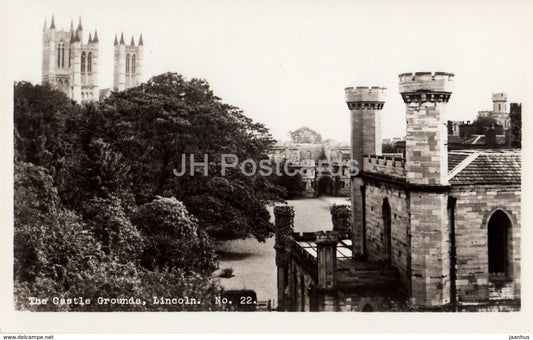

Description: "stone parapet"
345 86 386 108
363 154 405 179
492 93 507 102
399 72 454 103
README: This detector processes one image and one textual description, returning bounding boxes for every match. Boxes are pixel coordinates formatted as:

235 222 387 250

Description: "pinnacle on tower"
114 34 118 46
73 29 81 42
93 30 99 42
138 33 143 46
70 19 74 31
130 35 135 46
88 33 93 43
50 15 55 29
43 18 47 30
120 32 125 45
77 16 83 31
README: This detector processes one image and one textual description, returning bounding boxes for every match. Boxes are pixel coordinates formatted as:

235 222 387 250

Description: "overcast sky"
4 0 532 142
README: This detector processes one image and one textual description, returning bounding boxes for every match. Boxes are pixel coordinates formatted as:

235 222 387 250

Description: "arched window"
87 52 92 73
81 52 86 73
382 198 392 265
68 48 71 68
57 43 65 68
488 210 511 276
125 54 131 74
132 54 136 74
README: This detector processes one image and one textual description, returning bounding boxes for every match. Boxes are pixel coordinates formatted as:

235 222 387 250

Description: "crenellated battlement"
492 93 507 102
345 86 386 107
363 154 405 179
399 72 454 99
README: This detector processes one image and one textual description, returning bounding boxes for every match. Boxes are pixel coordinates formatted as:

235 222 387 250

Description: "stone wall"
363 154 405 179
364 181 410 290
287 258 317 311
451 184 521 303
409 191 451 307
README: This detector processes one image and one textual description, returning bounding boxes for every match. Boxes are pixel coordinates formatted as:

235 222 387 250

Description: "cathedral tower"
42 15 99 102
113 33 143 91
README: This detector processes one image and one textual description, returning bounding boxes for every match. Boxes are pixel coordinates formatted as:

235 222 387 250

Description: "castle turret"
492 92 507 114
399 71 454 307
492 93 509 129
345 86 386 257
399 72 453 186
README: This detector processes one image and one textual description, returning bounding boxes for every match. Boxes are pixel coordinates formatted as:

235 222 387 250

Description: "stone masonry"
345 86 386 257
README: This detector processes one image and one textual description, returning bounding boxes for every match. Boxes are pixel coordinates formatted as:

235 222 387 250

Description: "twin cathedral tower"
42 15 143 102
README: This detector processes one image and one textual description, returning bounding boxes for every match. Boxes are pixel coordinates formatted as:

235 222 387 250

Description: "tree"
95 73 284 241
472 116 498 134
268 160 306 199
131 196 218 275
14 162 222 312
14 75 285 242
13 79 232 311
289 126 322 144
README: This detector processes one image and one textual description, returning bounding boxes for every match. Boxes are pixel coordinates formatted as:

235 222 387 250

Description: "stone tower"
113 33 143 92
399 71 454 306
42 15 99 102
345 86 386 257
492 93 509 128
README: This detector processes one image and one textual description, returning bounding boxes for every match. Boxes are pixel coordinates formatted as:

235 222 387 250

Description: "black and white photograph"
1 0 532 336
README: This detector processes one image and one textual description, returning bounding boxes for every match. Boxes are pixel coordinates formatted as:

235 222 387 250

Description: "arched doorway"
362 303 374 312
488 210 511 276
317 176 334 196
382 198 392 265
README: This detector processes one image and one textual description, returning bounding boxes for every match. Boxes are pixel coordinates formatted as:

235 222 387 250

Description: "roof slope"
448 150 521 185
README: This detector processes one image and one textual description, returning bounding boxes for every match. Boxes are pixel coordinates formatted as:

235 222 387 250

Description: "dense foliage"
268 160 306 199
472 116 498 134
13 74 285 310
330 204 352 239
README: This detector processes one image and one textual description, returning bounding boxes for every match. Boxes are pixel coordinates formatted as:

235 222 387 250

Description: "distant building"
269 141 351 197
42 15 143 103
446 93 521 150
275 72 521 312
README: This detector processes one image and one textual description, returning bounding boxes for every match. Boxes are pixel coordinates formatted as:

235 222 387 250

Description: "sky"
3 0 532 143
